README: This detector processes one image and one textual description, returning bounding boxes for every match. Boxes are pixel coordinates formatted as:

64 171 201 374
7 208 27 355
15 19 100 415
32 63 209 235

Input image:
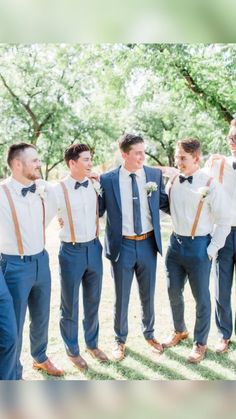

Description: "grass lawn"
21 218 236 380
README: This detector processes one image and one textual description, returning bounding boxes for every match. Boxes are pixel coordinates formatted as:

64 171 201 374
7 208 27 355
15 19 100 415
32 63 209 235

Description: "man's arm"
99 176 106 217
159 171 170 215
207 182 231 258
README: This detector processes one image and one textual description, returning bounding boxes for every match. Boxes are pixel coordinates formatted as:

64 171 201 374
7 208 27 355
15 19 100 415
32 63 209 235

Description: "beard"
22 167 41 181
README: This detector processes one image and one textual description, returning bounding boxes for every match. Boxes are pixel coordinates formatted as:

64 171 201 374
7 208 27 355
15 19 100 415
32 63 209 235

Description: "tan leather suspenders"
2 184 46 257
210 156 225 184
168 174 179 202
190 177 213 238
60 181 99 244
60 182 76 244
169 175 213 239
2 185 24 256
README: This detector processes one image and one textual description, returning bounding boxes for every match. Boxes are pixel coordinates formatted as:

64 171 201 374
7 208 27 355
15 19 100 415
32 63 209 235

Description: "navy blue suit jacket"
99 165 169 262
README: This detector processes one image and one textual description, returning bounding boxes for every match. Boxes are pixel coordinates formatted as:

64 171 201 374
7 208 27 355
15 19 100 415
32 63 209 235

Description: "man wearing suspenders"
163 138 231 363
205 119 236 353
0 269 17 380
0 143 64 379
55 144 108 372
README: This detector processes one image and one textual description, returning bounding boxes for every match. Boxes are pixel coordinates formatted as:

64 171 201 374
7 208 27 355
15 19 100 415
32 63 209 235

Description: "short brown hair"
7 143 36 168
64 143 90 167
118 133 144 153
177 138 201 156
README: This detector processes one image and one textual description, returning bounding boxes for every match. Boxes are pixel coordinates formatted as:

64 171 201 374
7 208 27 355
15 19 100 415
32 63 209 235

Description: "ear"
12 159 22 171
68 159 76 170
121 150 129 161
194 154 201 164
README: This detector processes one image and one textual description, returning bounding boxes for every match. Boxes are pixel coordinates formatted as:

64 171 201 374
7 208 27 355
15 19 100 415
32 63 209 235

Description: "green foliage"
0 43 235 178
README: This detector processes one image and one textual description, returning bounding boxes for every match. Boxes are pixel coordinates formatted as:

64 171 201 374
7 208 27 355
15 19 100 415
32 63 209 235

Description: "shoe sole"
187 358 204 364
33 365 64 376
68 358 88 372
71 363 88 372
216 348 228 354
85 349 109 363
162 335 189 348
112 355 125 362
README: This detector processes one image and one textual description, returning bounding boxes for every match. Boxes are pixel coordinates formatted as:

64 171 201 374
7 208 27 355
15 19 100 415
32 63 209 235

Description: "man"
0 269 17 380
55 144 108 372
163 138 231 363
205 119 236 353
0 143 64 379
99 133 169 361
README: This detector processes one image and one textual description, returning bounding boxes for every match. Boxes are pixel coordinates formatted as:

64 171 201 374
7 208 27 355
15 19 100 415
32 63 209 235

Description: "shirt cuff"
207 242 218 259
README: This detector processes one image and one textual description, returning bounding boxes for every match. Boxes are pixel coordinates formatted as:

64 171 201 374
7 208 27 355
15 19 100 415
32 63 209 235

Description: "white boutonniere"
36 184 46 200
198 186 210 201
145 181 158 197
92 180 103 197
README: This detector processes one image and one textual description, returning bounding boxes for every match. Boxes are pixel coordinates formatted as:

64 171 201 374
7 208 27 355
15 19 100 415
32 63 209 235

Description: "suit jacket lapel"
111 167 122 212
144 166 156 216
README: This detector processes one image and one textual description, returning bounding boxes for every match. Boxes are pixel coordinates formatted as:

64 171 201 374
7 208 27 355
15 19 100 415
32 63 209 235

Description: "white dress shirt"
204 155 236 226
167 169 231 258
119 166 153 235
54 175 97 243
0 177 56 255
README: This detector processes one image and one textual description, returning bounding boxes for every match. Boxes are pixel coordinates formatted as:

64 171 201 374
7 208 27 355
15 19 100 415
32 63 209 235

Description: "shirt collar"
179 168 201 179
66 175 90 188
121 166 144 178
9 177 35 196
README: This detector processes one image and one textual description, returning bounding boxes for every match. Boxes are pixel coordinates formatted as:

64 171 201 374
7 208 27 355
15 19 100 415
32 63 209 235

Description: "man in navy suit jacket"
99 133 169 361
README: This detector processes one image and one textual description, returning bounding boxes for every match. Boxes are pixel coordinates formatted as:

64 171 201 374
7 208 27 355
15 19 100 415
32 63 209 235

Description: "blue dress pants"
0 268 17 380
111 235 157 343
59 239 103 356
215 227 236 339
165 233 212 345
0 250 51 380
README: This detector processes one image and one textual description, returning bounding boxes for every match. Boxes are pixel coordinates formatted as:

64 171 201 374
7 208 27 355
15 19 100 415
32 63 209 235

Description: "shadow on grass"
110 358 149 380
165 349 227 380
179 338 236 374
228 341 236 351
36 371 66 381
85 366 116 380
126 348 187 380
204 347 236 374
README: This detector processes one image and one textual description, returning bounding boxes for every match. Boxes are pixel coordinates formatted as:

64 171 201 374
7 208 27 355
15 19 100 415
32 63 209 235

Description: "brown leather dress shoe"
187 343 207 364
112 343 125 361
68 355 88 372
162 331 189 348
146 338 164 353
33 358 64 376
86 347 109 362
215 338 230 354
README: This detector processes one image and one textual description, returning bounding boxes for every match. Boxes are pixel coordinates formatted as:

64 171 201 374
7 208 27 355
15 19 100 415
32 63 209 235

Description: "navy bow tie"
21 183 36 197
179 175 193 184
233 162 236 170
74 180 89 190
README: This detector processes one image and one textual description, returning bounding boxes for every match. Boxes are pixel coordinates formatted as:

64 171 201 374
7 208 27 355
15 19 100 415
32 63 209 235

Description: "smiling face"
121 142 146 172
11 147 42 183
69 150 93 180
175 145 200 176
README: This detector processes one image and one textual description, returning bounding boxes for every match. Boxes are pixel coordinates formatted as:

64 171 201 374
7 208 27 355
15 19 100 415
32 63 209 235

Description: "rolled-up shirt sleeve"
207 182 232 258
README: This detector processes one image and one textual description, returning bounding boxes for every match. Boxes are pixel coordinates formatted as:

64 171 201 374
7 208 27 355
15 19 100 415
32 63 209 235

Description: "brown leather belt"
123 230 154 241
